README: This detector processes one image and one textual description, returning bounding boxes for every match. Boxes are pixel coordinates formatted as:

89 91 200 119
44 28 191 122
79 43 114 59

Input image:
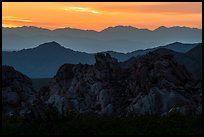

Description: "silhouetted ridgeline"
3 26 201 52
2 41 201 78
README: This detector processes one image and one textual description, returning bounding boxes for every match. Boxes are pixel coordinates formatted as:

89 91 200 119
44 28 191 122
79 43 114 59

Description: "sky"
2 2 202 31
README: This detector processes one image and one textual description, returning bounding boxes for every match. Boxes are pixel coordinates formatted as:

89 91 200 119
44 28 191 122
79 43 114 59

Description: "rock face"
39 52 202 116
126 53 200 115
2 65 36 117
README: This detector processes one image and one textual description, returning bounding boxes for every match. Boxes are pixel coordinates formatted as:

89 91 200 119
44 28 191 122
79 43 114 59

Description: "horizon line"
2 25 202 32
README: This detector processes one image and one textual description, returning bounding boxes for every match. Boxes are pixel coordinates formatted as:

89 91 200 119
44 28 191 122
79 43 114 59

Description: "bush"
2 113 202 135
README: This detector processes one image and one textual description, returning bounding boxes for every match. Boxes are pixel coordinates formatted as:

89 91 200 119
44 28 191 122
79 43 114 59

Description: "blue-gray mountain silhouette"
2 41 201 78
2 25 201 53
2 42 94 78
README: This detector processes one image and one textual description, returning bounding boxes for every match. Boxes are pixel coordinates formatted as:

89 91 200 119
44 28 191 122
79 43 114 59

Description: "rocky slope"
125 53 201 115
2 66 36 117
38 52 202 116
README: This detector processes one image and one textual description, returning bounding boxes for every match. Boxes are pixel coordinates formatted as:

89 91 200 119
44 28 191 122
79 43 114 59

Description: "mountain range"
2 26 201 53
2 41 202 79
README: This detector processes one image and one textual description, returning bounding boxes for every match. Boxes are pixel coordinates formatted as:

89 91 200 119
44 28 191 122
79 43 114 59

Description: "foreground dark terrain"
2 114 202 135
2 42 202 135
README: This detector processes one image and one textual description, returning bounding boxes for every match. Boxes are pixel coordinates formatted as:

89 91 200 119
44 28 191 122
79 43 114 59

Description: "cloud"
2 2 201 30
63 6 100 14
96 2 201 14
2 24 20 28
3 16 32 22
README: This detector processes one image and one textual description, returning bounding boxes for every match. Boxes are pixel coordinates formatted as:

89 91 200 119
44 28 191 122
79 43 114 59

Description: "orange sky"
2 2 202 31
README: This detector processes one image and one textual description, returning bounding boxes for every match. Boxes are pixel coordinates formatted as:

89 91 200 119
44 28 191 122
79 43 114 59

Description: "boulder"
2 65 35 117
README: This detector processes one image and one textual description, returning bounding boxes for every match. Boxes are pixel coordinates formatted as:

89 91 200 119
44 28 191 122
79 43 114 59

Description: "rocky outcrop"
125 53 200 115
2 65 36 117
39 52 202 116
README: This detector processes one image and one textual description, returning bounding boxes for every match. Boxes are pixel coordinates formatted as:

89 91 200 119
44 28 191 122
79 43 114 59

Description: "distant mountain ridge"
2 41 201 78
2 42 94 78
3 25 201 53
102 42 200 62
121 44 202 80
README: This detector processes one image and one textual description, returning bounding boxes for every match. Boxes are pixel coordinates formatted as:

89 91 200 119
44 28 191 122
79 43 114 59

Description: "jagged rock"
125 53 199 115
128 88 192 115
38 52 201 116
95 53 118 70
2 65 36 117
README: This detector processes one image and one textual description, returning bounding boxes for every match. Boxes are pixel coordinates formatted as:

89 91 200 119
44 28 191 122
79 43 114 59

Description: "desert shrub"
2 113 202 135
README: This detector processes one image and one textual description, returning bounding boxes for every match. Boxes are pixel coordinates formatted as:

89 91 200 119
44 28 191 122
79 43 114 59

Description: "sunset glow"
2 2 202 31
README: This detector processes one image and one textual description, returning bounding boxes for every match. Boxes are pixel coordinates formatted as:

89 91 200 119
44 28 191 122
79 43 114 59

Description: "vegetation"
2 113 202 135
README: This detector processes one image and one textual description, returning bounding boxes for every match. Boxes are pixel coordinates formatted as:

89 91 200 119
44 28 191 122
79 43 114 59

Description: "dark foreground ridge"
3 51 202 118
2 51 202 135
39 52 202 116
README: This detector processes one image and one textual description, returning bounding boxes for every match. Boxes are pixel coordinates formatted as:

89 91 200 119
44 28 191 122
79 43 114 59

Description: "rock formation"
38 52 202 116
126 53 201 115
2 65 36 117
